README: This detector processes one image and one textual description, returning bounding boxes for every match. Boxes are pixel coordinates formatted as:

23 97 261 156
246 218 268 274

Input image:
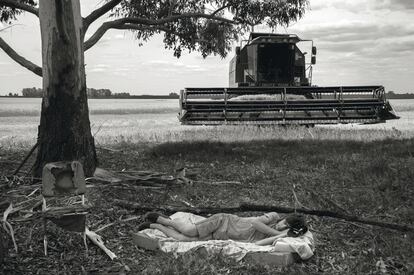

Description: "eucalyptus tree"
0 0 308 177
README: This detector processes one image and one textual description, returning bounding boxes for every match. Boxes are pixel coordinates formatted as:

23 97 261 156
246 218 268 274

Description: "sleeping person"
137 211 308 244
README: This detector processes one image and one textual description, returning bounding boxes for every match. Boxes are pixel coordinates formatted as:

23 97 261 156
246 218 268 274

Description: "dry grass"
1 124 413 151
1 136 414 274
95 125 413 146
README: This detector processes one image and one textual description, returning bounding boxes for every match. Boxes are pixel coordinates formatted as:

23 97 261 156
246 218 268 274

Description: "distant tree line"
6 92 20 97
19 87 125 98
86 88 132 98
386 91 414 99
3 87 180 98
3 89 412 99
21 87 43 97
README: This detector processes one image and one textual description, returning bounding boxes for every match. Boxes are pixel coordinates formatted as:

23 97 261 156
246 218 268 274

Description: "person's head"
274 214 308 237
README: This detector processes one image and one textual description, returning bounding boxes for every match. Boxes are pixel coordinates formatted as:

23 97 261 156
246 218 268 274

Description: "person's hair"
285 214 308 237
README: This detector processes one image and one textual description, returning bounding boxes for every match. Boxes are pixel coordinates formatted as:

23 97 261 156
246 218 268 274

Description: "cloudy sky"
0 0 413 95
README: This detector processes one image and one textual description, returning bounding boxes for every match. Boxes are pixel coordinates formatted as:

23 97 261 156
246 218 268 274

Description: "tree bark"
34 0 97 177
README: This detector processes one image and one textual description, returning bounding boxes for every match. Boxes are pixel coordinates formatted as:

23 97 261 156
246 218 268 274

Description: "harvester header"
179 33 399 125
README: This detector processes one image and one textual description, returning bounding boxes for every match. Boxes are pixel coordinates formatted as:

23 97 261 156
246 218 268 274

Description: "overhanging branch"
83 0 123 33
117 13 236 26
211 4 231 17
113 23 167 34
84 21 116 51
0 0 39 17
84 12 236 51
0 36 42 76
114 23 209 44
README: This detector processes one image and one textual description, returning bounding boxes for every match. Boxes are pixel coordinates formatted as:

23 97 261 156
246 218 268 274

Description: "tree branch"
113 23 209 44
211 4 231 17
120 13 236 26
84 21 116 51
83 0 123 33
0 36 42 76
84 13 235 51
0 0 39 17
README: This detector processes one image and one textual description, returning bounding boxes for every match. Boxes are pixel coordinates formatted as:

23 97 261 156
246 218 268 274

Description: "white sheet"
141 212 315 261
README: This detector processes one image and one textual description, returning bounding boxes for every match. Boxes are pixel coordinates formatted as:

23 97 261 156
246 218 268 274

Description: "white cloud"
310 0 414 13
372 0 414 10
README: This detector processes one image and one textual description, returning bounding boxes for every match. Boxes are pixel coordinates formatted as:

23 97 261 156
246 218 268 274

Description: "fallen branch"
113 200 414 233
85 227 117 260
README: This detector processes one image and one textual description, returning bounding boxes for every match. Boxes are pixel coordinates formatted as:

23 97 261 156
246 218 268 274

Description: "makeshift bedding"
137 212 315 262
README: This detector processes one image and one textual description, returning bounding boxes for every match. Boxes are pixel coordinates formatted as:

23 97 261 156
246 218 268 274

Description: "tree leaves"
109 0 308 58
1 0 308 59
0 0 37 23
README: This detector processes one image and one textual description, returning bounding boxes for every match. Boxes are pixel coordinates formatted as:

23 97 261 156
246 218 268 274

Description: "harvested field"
1 98 414 149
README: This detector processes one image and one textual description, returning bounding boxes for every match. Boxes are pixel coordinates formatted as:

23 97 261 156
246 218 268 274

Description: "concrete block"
42 161 86 197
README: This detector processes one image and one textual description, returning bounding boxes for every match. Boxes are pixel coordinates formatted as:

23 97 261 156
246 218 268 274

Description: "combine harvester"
179 33 399 125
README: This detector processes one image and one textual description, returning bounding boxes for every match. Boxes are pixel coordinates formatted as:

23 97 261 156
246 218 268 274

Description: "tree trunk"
34 0 97 177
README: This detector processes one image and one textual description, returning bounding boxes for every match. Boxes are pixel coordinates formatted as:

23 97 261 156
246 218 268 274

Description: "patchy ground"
1 138 414 274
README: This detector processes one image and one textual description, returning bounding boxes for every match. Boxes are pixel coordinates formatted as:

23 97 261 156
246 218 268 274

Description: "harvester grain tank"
179 33 399 125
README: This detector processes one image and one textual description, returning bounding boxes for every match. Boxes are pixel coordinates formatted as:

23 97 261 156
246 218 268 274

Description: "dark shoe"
137 221 151 231
144 212 169 223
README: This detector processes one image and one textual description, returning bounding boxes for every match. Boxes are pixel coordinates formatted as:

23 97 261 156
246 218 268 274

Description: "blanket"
138 212 315 262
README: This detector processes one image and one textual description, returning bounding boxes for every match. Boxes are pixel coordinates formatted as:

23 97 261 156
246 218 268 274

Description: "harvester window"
257 44 293 84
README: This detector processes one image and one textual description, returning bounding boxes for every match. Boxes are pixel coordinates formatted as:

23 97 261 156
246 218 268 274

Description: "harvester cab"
179 33 399 125
229 33 315 88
